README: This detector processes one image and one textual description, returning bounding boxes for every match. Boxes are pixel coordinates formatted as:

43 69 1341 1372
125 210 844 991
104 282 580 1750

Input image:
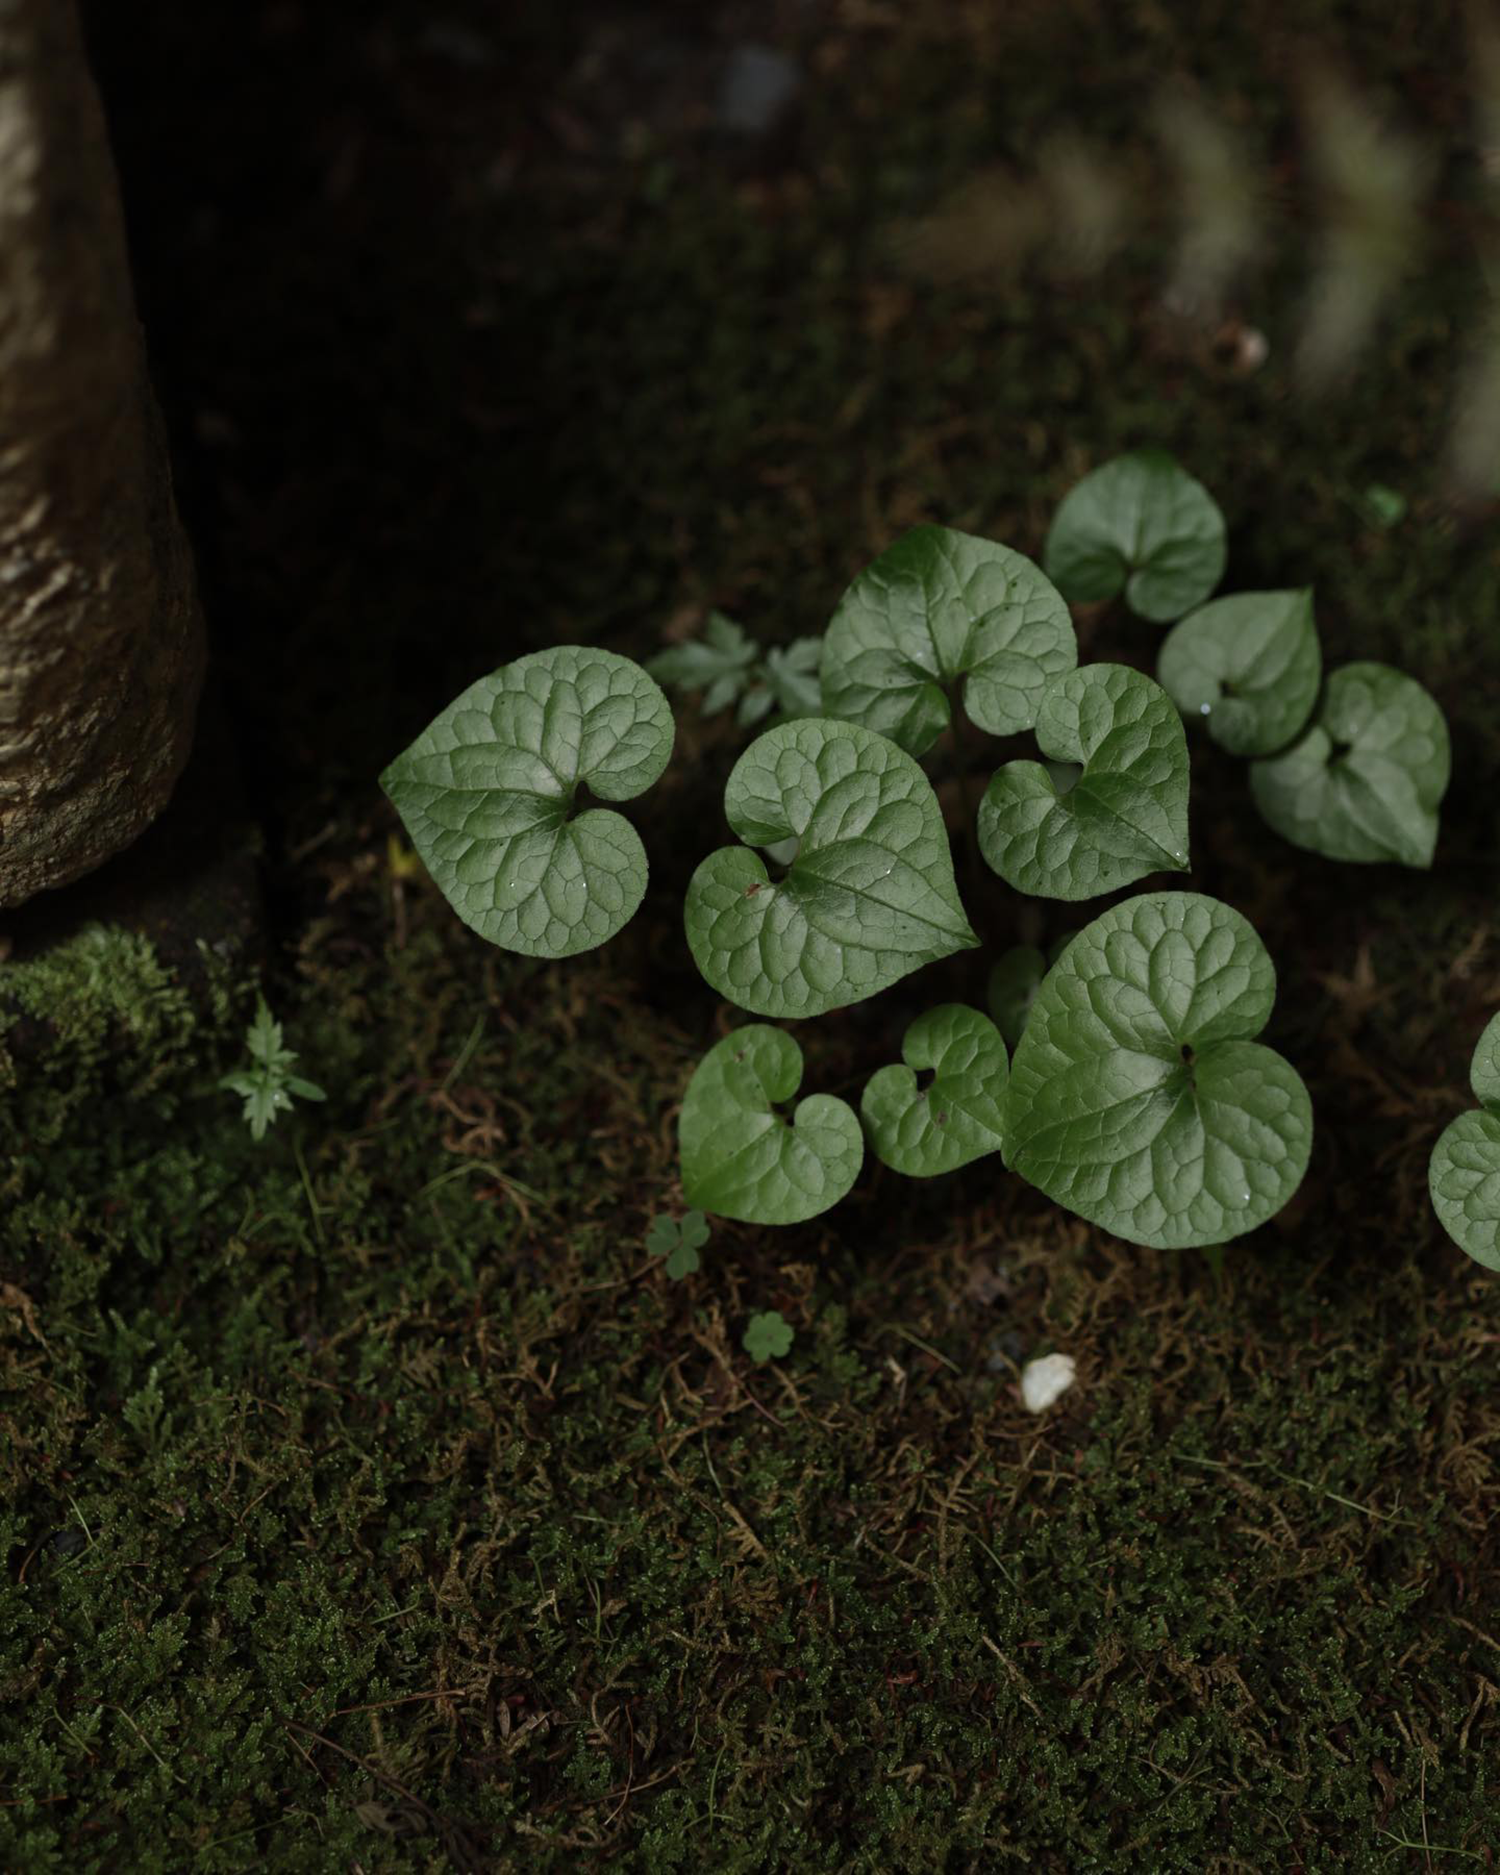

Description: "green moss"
2 883 1497 1869
0 925 238 1156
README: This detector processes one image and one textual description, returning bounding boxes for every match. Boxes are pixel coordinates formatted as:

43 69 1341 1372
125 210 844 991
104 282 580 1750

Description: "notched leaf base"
1003 892 1312 1249
686 718 979 1018
820 525 1077 756
380 646 675 958
680 1027 863 1225
862 1004 1009 1177
1250 662 1450 870
1430 1013 1500 1270
979 663 1190 901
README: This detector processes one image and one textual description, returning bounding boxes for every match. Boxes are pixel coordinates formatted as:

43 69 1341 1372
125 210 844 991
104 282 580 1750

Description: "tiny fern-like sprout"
977 663 1190 900
1429 1011 1500 1270
679 1027 863 1225
1043 451 1227 622
219 995 326 1141
646 612 758 716
751 639 824 724
684 717 978 1018
380 646 674 958
648 615 824 727
1157 589 1322 757
1249 661 1450 868
1002 892 1313 1249
861 1005 1009 1177
820 525 1077 756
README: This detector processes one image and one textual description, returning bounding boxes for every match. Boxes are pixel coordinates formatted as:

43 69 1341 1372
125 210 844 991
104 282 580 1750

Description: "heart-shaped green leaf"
1249 662 1451 868
819 526 1077 756
1043 451 1227 623
1430 1114 1500 1271
1002 892 1313 1249
1429 1114 1500 1271
680 1027 863 1224
1429 1012 1500 1271
1157 589 1322 757
977 664 1190 901
1472 1012 1500 1108
685 718 979 1018
862 1005 1009 1177
380 646 674 957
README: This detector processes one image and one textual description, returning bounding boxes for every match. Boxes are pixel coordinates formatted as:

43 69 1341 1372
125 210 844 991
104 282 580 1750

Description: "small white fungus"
1020 1352 1077 1414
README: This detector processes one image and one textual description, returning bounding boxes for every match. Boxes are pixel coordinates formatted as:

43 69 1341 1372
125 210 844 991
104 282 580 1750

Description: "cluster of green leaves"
1045 452 1451 869
676 891 1312 1250
218 996 326 1141
1429 1013 1500 1270
381 451 1457 1259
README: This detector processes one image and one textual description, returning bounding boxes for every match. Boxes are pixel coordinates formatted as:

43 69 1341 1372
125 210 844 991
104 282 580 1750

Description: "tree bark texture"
0 0 204 908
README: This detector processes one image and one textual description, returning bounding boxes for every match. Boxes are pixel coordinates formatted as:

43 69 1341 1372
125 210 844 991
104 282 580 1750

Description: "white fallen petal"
1237 326 1269 371
1020 1352 1076 1413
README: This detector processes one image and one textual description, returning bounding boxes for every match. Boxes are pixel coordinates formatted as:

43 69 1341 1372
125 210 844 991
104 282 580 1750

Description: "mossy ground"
5 0 1500 1867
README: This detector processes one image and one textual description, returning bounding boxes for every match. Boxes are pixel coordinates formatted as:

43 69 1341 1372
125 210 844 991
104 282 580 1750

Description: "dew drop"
1199 702 1211 716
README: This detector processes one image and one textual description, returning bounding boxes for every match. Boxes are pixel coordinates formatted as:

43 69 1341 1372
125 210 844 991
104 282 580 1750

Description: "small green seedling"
977 663 1190 899
1043 450 1227 622
988 945 1047 1050
987 936 1072 1049
743 1310 794 1363
680 1027 863 1225
819 525 1076 756
1429 1013 1500 1270
1157 589 1321 757
1359 482 1407 528
380 645 675 957
751 641 824 723
1003 892 1313 1249
1249 661 1451 868
861 1004 1008 1177
647 610 755 712
220 996 326 1141
646 1209 711 1279
647 611 822 727
684 717 978 1018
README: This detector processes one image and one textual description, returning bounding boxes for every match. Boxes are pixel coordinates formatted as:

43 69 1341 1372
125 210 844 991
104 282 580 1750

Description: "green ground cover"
4 0 1500 1865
